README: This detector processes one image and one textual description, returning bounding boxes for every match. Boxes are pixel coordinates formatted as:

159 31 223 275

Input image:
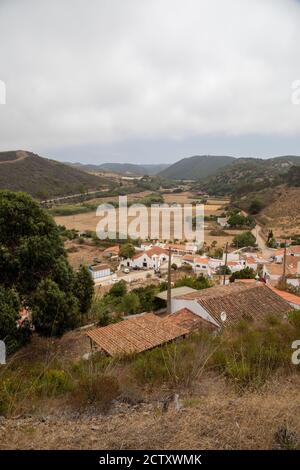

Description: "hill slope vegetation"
158 155 235 180
69 162 169 176
0 151 109 199
198 156 300 196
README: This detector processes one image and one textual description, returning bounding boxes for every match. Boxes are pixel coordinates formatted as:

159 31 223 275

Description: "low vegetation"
1 311 300 418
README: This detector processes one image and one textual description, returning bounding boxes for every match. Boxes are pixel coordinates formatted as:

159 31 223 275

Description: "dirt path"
0 150 28 165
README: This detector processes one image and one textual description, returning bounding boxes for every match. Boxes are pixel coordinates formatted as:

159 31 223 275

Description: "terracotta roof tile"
164 308 217 333
87 313 188 356
175 283 290 326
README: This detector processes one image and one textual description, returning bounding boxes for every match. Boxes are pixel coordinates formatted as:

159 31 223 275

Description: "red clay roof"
86 313 188 356
267 285 300 307
103 245 120 254
164 308 217 332
133 246 167 259
175 283 291 326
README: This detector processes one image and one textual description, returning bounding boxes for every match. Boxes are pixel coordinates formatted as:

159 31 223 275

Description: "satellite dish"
220 311 227 323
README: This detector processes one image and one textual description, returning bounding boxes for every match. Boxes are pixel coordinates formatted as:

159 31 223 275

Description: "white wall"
171 298 220 327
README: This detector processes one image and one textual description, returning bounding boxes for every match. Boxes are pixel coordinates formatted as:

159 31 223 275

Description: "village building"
88 263 111 280
102 245 120 258
86 312 188 356
121 246 168 270
161 282 291 328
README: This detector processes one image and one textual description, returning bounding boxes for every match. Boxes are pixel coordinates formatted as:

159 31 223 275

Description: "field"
55 194 240 253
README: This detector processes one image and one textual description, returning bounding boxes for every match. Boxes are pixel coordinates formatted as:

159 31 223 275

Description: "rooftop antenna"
166 246 172 315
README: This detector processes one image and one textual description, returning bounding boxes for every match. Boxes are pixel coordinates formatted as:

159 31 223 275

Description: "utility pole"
282 240 287 286
223 242 228 286
166 246 172 314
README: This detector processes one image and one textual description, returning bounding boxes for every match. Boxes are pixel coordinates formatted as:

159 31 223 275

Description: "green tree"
119 243 135 259
175 274 211 290
120 292 140 315
0 191 64 295
0 287 20 341
73 265 94 315
216 265 231 275
249 199 263 214
232 231 256 248
31 278 80 337
108 280 127 298
229 267 256 283
0 191 94 340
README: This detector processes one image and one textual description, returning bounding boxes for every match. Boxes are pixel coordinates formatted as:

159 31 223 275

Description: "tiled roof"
175 283 291 326
89 264 110 272
103 245 120 254
182 254 195 262
267 286 300 307
194 257 209 264
133 246 167 260
164 308 217 333
86 313 188 356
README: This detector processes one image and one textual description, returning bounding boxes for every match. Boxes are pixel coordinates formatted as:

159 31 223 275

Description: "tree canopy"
0 191 94 342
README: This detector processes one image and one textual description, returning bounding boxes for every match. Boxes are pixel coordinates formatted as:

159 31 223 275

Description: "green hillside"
197 156 300 196
158 155 235 180
0 150 110 199
69 162 169 176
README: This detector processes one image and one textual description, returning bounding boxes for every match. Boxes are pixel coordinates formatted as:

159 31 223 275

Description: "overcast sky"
0 0 300 164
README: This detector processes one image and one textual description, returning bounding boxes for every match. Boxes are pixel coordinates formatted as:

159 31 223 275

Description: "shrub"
36 369 73 396
71 374 119 411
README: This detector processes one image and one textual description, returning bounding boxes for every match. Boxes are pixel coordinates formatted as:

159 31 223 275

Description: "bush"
232 231 256 248
212 318 296 389
36 369 73 396
71 374 119 411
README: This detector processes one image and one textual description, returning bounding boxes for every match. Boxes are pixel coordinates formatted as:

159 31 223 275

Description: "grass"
1 312 300 417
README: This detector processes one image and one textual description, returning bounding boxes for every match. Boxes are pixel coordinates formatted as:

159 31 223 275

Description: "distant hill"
69 162 169 176
158 155 235 180
198 155 300 196
0 150 110 199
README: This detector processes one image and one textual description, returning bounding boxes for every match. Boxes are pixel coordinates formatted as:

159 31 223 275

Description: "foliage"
73 265 94 316
108 280 127 298
227 213 254 228
216 265 231 275
229 267 256 283
120 293 141 315
0 191 95 341
232 231 256 248
119 243 135 259
248 199 264 214
175 274 212 290
31 278 80 337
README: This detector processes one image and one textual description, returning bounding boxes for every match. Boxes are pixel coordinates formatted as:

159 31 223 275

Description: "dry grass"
0 374 299 450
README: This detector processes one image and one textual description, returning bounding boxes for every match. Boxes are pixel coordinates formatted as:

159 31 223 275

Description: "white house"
217 217 228 228
89 264 111 280
121 246 168 270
